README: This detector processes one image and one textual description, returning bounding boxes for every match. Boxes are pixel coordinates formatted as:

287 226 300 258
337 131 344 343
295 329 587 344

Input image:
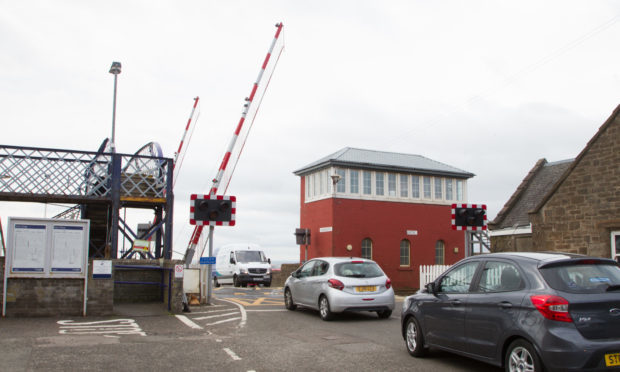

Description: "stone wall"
0 257 184 317
272 263 300 287
531 112 620 257
491 234 533 253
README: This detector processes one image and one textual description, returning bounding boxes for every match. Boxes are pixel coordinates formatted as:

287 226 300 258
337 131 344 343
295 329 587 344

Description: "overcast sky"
2 1 619 262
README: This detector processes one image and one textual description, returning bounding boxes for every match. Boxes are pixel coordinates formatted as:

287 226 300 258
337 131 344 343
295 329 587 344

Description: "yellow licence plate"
356 286 377 292
605 353 620 367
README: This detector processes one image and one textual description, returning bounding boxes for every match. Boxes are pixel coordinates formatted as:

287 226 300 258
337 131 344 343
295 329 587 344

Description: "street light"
109 61 122 152
331 174 341 197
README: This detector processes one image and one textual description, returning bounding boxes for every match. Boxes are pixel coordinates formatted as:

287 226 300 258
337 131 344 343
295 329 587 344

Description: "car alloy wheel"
284 288 297 310
319 295 333 321
506 339 542 372
405 317 426 357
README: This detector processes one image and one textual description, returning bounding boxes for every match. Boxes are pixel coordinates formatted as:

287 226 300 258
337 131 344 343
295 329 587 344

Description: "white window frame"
411 175 420 198
423 176 432 199
434 177 443 200
363 171 372 195
350 170 360 194
400 174 409 198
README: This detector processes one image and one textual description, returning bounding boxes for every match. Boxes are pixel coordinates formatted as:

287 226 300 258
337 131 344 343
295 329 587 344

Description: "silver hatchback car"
284 257 395 320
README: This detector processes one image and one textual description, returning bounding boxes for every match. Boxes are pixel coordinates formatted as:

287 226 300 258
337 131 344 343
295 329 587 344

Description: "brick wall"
531 112 620 257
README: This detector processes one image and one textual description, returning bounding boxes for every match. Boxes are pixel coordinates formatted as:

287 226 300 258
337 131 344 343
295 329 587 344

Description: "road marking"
219 298 247 328
175 315 203 330
223 297 284 306
246 309 287 312
194 312 239 320
206 317 241 326
57 319 146 336
223 347 242 361
191 308 238 315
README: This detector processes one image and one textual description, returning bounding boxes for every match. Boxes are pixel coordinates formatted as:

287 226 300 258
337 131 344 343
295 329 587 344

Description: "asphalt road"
0 285 501 372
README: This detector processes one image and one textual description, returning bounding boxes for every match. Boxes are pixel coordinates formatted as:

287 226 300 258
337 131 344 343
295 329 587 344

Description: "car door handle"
498 301 513 309
450 299 462 306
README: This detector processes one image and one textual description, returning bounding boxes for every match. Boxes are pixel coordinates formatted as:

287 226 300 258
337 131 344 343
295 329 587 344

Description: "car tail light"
328 279 345 290
385 278 392 289
530 295 572 322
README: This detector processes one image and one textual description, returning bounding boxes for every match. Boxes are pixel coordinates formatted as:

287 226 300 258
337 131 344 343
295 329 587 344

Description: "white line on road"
175 315 203 329
206 317 241 326
194 312 239 320
190 308 237 315
219 298 247 328
245 309 287 312
223 347 242 361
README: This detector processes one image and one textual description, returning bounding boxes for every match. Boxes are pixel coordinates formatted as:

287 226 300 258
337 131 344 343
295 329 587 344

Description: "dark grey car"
401 252 620 372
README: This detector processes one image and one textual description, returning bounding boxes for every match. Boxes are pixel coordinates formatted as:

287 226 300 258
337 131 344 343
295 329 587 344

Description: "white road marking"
57 319 146 336
175 315 203 330
194 312 239 320
223 347 242 361
206 317 241 326
219 298 247 328
245 309 287 312
190 308 236 315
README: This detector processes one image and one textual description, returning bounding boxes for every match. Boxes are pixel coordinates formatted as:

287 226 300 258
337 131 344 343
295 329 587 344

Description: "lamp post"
109 61 122 152
331 174 341 197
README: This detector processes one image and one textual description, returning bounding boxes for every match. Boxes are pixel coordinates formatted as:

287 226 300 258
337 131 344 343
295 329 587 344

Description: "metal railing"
0 145 170 200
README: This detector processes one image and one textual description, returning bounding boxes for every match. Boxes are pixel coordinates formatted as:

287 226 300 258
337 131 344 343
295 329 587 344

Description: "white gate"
419 264 451 289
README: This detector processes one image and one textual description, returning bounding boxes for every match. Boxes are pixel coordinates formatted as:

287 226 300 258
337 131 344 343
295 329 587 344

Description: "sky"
1 1 619 263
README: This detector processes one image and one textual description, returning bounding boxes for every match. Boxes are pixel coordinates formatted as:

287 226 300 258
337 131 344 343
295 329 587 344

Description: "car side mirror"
292 270 300 278
268 258 271 264
426 282 436 295
230 258 236 264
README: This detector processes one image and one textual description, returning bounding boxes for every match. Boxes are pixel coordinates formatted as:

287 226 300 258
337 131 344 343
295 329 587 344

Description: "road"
0 285 501 371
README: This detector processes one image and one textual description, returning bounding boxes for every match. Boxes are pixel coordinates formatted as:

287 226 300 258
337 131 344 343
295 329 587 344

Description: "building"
489 158 573 252
293 147 475 289
490 104 620 260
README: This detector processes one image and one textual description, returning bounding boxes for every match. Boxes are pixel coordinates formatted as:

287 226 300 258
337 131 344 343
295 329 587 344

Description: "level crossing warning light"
451 203 487 231
190 194 236 226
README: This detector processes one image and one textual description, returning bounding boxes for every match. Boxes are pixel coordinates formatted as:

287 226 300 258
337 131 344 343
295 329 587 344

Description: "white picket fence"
419 264 452 288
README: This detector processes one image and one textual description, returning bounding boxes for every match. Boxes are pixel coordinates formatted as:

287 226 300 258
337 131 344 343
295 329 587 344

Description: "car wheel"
319 295 333 321
233 275 240 287
213 277 220 288
264 282 271 288
405 317 427 357
284 288 297 310
241 282 248 288
377 309 392 319
505 339 543 372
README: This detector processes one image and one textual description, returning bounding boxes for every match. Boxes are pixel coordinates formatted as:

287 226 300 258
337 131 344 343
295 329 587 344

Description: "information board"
5 217 89 278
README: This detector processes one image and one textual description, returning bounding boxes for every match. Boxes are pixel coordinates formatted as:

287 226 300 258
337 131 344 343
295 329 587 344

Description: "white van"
213 244 272 287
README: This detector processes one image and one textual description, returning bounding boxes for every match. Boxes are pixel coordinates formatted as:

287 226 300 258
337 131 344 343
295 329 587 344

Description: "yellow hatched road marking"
223 297 284 306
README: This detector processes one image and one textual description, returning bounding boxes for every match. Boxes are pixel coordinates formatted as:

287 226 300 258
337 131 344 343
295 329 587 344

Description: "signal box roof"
293 147 474 178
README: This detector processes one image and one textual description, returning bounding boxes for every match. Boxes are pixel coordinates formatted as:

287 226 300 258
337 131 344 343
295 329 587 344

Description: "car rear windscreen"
334 262 383 278
539 261 620 294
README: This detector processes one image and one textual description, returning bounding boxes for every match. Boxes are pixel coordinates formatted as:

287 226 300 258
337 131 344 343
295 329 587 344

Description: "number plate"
355 286 377 292
605 352 620 367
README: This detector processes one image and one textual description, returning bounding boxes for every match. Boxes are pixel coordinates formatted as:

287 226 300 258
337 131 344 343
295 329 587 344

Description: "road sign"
199 256 216 265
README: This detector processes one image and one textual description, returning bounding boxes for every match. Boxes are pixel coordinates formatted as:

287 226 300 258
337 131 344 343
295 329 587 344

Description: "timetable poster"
51 225 85 273
12 224 46 272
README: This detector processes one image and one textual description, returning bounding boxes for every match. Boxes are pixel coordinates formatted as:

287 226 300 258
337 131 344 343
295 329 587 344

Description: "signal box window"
361 238 372 260
400 239 410 266
435 240 445 265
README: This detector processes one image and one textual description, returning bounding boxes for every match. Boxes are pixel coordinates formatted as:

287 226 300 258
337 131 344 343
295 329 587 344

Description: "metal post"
206 225 214 305
109 62 121 153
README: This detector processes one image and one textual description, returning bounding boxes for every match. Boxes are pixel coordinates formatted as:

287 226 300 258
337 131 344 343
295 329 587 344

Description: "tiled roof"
490 158 573 229
293 147 474 178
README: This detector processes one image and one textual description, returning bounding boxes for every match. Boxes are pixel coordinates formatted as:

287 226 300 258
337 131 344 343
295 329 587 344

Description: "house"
293 147 475 289
490 104 620 260
489 158 573 252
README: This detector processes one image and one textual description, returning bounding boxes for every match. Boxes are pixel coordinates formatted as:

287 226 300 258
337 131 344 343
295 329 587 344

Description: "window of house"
388 173 397 196
446 179 453 200
400 175 409 198
313 174 318 197
457 180 464 201
435 240 445 265
400 239 410 266
411 175 420 198
361 238 373 260
363 171 372 195
434 177 443 200
350 170 359 194
423 176 432 199
305 176 310 199
319 171 325 195
376 173 384 196
336 169 346 193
